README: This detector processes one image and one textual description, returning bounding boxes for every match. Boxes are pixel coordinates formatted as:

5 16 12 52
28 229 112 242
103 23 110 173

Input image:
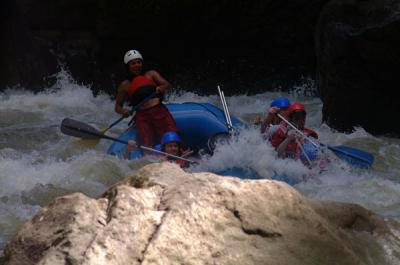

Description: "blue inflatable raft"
107 102 243 159
106 101 374 185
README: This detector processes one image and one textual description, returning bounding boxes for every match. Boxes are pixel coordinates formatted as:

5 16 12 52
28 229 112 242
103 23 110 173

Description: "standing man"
115 50 179 149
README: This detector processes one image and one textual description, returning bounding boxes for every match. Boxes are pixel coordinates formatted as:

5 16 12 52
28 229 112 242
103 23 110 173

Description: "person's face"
127 59 143 75
278 107 290 118
290 111 306 129
164 142 179 155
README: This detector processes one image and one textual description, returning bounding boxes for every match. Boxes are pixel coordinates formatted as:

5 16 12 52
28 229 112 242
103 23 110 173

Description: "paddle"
100 116 125 134
277 114 374 169
78 91 158 146
217 85 233 132
61 118 198 164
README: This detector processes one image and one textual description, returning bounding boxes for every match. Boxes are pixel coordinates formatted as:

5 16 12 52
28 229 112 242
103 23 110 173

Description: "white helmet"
123 50 143 64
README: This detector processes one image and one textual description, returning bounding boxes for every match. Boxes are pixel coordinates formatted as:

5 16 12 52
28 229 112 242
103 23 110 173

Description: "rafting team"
116 49 322 169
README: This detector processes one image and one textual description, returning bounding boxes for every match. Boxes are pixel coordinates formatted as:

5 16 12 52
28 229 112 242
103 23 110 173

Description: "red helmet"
288 103 306 114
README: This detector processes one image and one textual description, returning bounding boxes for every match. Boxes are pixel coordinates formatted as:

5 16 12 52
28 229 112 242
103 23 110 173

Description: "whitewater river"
1 71 400 261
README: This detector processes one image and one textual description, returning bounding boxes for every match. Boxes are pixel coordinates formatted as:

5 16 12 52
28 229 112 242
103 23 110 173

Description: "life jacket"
271 123 319 160
174 159 190 168
265 124 281 141
270 122 289 147
128 75 157 107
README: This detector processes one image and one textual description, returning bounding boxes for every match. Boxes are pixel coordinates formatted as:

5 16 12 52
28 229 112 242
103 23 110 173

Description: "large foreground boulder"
316 0 400 136
3 163 400 264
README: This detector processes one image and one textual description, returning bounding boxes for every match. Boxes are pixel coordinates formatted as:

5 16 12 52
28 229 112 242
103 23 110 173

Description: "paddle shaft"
62 122 197 164
277 114 319 148
222 91 233 128
295 137 312 166
139 146 197 164
217 85 233 131
105 116 125 131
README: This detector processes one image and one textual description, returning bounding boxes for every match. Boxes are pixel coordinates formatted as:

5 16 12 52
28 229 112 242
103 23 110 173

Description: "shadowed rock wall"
0 0 58 90
316 0 400 135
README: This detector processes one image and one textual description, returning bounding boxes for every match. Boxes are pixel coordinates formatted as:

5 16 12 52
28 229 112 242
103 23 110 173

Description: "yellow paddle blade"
76 138 101 146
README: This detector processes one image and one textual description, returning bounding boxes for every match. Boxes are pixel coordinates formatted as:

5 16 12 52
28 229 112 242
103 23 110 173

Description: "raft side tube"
107 102 241 159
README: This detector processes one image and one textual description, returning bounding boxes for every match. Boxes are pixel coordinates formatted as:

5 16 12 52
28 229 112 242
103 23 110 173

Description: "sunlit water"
1 71 400 262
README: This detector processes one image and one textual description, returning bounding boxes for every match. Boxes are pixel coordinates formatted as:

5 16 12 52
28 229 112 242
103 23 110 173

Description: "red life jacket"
128 75 155 97
128 75 157 106
175 159 190 168
271 124 319 160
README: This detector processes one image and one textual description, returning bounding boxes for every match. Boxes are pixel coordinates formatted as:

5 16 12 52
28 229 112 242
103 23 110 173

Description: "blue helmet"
161 132 181 145
300 143 319 161
270 97 291 108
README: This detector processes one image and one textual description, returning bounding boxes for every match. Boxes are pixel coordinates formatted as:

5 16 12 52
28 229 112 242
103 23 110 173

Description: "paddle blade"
76 138 102 146
61 118 102 140
329 145 374 169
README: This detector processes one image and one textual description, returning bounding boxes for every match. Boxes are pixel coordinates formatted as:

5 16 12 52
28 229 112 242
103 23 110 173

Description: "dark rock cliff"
316 0 400 136
0 0 58 90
